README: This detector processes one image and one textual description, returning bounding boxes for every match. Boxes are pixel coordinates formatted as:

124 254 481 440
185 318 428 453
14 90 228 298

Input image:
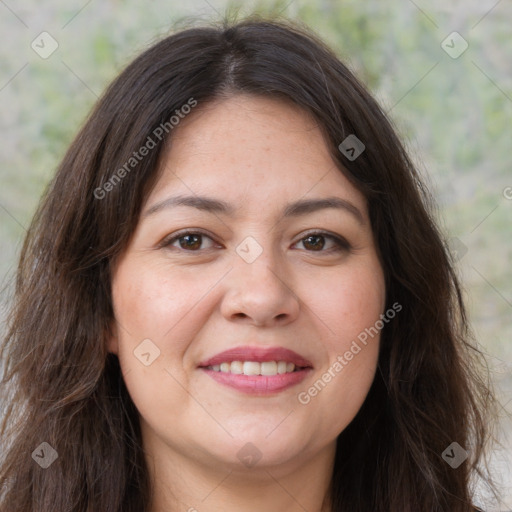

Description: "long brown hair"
0 16 498 511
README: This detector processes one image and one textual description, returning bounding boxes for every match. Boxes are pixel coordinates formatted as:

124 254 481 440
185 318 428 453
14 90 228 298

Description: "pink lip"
198 346 313 395
200 368 312 394
198 346 313 368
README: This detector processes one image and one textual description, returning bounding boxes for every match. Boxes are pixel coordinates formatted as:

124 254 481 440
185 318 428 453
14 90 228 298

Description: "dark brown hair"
0 16 498 511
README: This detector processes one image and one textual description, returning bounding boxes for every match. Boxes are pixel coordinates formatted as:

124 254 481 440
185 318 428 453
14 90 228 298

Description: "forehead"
165 95 326 163
148 94 366 216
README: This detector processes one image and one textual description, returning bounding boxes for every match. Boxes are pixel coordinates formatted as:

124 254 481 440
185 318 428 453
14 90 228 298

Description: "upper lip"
198 346 313 368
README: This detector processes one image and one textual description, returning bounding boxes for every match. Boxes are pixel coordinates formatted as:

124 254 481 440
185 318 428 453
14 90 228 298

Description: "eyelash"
158 229 351 254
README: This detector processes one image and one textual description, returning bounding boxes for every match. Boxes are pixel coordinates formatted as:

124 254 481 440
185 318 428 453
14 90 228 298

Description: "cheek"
110 263 203 429
110 258 228 406
313 260 386 347
297 260 384 429
112 260 206 344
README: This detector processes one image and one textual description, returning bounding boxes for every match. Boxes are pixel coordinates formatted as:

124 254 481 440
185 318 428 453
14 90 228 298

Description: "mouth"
198 346 313 395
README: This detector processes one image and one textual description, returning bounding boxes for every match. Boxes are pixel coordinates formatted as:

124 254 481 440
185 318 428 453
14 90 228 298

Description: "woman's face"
109 95 386 474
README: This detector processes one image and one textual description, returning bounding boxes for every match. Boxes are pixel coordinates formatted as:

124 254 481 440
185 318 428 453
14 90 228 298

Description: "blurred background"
0 0 510 509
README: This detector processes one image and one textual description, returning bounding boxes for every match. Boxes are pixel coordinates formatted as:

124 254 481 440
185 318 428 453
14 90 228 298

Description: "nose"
220 248 300 328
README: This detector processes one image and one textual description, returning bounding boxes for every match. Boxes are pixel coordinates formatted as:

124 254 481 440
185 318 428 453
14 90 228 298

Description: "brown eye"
295 232 351 253
302 234 326 251
160 231 217 251
178 234 202 250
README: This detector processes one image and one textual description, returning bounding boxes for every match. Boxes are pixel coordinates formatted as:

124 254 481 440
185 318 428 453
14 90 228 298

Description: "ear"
106 321 119 355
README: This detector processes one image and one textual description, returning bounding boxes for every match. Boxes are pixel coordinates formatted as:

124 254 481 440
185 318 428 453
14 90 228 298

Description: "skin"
108 95 386 512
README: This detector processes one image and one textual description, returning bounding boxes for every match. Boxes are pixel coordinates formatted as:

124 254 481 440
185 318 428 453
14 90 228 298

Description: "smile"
198 346 313 394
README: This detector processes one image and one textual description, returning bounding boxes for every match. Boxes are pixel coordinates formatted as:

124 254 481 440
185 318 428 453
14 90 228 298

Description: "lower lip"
200 368 312 394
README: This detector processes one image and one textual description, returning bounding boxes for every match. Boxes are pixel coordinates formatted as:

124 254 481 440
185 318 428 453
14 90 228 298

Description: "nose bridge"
220 234 300 326
233 235 288 294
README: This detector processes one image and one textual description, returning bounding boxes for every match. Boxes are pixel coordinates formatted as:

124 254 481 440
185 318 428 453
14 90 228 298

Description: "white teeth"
243 361 260 375
230 360 243 374
260 361 277 376
209 360 298 376
277 361 288 374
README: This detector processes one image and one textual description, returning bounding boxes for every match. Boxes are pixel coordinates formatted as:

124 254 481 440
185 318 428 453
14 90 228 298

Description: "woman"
0 17 498 512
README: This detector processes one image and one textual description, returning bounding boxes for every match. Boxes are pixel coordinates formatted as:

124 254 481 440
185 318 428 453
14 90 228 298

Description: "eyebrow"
143 194 365 225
